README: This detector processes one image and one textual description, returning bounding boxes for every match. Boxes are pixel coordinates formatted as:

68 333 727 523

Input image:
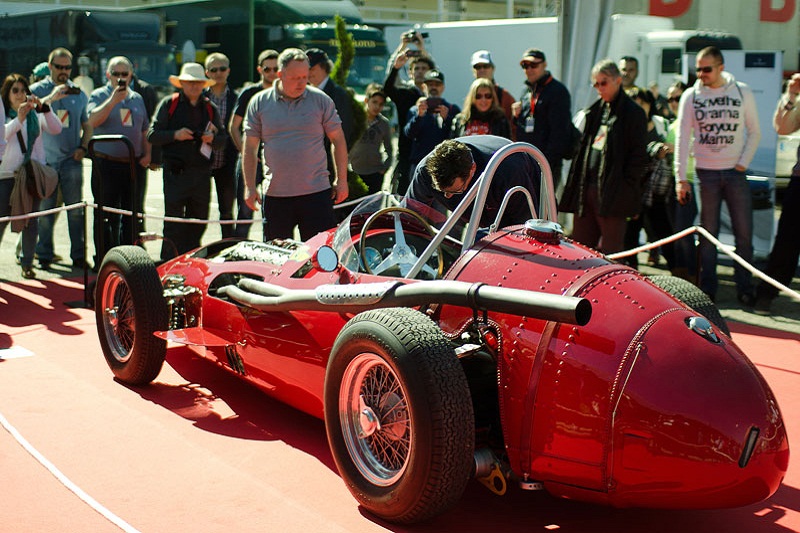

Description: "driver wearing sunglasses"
404 135 541 230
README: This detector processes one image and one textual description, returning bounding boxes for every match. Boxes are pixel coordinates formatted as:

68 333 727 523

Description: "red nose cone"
609 310 789 508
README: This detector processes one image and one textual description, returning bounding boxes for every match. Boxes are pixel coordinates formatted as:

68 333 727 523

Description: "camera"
117 78 127 89
402 29 428 42
425 97 443 109
192 131 204 141
64 85 82 95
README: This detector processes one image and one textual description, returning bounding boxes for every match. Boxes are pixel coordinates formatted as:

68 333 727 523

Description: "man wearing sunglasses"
30 47 93 271
203 53 238 239
512 48 574 184
405 135 540 230
230 49 279 239
87 56 151 265
674 46 761 305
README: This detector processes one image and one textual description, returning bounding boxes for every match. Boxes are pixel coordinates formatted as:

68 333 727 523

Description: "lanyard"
529 74 552 116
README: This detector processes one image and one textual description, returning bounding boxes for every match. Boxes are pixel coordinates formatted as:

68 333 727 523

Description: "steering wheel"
358 207 444 279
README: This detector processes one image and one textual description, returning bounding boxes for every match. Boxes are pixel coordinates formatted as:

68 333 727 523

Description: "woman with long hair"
0 73 62 278
451 78 511 139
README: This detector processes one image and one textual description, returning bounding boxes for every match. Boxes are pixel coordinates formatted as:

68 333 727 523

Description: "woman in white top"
0 73 63 278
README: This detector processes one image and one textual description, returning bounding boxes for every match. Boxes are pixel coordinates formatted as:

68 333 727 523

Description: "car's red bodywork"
97 144 788 522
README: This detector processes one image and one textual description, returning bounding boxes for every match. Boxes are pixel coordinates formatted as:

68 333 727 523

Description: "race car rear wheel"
325 308 474 524
95 246 168 384
649 275 730 336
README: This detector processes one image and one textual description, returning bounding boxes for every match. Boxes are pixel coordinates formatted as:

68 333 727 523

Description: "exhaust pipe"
220 278 592 326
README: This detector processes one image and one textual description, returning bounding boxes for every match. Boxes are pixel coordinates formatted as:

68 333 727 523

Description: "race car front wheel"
95 246 168 384
648 275 730 336
324 308 474 524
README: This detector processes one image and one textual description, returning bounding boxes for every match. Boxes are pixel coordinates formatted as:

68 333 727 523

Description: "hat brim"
169 75 216 88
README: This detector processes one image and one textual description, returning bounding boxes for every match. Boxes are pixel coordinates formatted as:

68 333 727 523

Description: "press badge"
56 109 69 128
592 124 608 151
525 115 534 133
119 108 133 127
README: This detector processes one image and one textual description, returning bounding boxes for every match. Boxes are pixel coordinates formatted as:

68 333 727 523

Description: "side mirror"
312 245 339 273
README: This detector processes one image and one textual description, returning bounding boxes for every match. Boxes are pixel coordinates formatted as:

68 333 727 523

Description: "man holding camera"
148 62 227 260
87 56 151 265
404 70 459 178
31 47 94 270
384 29 435 194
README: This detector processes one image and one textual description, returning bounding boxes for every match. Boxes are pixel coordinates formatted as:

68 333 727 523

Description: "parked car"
94 143 789 524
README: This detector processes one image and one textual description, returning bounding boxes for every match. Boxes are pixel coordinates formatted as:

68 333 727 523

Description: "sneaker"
737 291 756 307
21 266 36 279
754 296 772 316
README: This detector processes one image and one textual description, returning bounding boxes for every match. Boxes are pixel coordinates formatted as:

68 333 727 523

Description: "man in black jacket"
559 59 648 255
384 30 435 194
148 63 227 260
512 48 574 183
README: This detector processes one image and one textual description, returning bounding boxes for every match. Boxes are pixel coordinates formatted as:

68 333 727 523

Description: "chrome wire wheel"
100 271 136 363
340 352 412 486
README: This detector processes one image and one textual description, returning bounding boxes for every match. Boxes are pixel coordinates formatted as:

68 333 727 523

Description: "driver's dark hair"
425 140 473 191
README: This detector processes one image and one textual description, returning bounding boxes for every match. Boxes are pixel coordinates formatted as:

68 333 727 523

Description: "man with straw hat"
148 62 227 260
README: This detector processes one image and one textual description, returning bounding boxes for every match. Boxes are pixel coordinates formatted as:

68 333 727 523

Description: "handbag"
15 130 58 200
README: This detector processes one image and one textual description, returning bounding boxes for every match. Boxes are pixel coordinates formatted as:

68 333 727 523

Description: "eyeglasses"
208 66 229 73
110 71 130 78
261 66 279 73
695 65 719 74
520 61 543 70
52 63 72 71
475 93 493 100
473 64 492 70
11 86 28 95
667 96 682 103
442 177 471 198
592 80 610 88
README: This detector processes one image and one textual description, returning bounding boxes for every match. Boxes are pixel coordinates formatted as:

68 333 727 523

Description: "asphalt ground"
0 159 797 334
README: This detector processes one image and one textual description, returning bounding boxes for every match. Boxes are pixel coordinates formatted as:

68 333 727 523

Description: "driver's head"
426 140 474 192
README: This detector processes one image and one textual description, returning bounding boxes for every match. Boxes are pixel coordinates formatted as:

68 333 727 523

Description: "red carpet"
1 279 798 532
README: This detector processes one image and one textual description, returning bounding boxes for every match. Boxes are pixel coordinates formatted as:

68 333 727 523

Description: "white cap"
471 50 493 67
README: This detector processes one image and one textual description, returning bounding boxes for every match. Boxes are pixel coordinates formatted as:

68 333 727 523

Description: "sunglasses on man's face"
667 96 681 103
52 63 72 71
110 71 130 78
520 61 543 70
695 65 718 74
208 66 229 73
592 80 610 88
261 65 279 73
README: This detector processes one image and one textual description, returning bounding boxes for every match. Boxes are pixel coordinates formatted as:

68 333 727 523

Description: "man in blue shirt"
87 56 151 264
31 47 93 270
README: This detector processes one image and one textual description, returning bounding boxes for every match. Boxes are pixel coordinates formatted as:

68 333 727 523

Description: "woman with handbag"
0 73 63 279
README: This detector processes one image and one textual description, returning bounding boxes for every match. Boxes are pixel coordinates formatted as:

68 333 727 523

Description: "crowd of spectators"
0 36 796 317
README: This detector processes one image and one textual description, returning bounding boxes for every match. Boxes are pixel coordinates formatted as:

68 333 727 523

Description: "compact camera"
402 29 428 41
117 78 127 89
64 85 82 95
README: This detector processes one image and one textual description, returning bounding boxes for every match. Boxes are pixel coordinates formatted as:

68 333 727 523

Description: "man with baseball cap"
470 50 515 135
148 62 227 259
404 69 459 176
512 48 574 182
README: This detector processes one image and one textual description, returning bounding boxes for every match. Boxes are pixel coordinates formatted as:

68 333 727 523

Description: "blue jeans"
696 168 753 297
36 158 85 263
0 179 41 267
672 182 699 276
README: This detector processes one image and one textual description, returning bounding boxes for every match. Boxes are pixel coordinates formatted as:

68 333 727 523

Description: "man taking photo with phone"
87 56 151 266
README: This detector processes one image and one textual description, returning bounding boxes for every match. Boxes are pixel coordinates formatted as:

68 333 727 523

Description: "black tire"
324 308 474 524
649 275 730 336
95 246 168 384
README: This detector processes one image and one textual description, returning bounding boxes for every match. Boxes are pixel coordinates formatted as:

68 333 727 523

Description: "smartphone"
405 49 422 58
64 86 82 95
425 97 443 109
117 79 127 89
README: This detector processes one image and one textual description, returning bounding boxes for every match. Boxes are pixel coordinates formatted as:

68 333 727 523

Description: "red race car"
95 144 788 524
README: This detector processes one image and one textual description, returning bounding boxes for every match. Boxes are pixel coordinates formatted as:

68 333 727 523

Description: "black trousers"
162 166 211 260
211 160 237 238
263 189 335 241
757 175 800 300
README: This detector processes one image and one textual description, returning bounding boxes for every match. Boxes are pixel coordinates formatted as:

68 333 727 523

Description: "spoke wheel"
325 308 474 524
95 246 168 384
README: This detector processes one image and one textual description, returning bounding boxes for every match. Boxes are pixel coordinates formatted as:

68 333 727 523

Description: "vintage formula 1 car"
95 143 789 524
